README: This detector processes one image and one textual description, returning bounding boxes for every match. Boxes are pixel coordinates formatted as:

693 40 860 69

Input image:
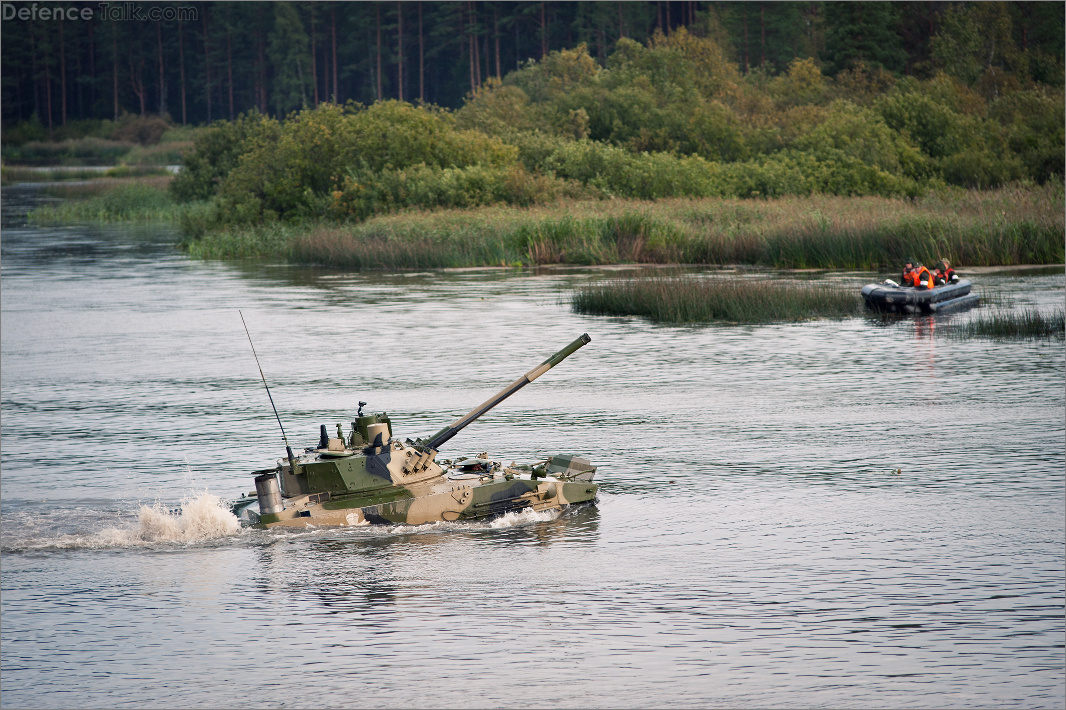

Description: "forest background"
2 1 1063 270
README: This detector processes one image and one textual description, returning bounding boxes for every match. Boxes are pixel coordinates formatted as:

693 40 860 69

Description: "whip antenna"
240 310 297 474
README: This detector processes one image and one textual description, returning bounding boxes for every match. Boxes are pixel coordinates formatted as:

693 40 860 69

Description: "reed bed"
28 182 195 224
2 165 108 184
945 307 1066 340
2 135 191 166
571 274 863 324
185 183 1064 269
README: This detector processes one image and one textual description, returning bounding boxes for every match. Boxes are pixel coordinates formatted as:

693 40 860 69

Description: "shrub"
540 140 721 199
215 101 521 223
791 100 929 180
169 110 277 202
876 88 966 159
770 57 829 107
1 117 48 145
455 79 538 136
508 44 602 104
831 61 898 105
505 129 574 172
110 113 170 146
989 89 1066 182
328 164 583 220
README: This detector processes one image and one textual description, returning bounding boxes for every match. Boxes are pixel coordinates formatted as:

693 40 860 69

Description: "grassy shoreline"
21 178 1066 271
184 183 1064 270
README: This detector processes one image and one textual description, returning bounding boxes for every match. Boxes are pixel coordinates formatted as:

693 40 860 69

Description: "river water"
2 186 1063 709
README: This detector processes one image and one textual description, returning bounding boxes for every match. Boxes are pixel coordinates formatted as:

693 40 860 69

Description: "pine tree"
268 2 312 116
824 2 906 74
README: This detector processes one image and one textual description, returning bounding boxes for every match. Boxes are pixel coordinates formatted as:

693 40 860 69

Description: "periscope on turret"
231 334 597 528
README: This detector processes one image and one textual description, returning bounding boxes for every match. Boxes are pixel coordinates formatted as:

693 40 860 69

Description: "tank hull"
257 473 598 528
236 439 599 528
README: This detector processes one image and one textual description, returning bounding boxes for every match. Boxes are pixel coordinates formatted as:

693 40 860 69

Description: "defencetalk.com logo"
2 3 198 22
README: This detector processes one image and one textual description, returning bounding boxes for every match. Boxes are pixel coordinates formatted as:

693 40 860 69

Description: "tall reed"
28 182 190 224
185 183 1065 269
571 274 863 324
945 307 1066 340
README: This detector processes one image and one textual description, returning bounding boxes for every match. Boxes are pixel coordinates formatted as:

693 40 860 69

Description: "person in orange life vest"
934 259 958 285
913 264 935 289
901 262 917 286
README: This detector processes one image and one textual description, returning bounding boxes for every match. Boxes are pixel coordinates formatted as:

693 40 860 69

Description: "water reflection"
305 542 402 615
239 505 602 617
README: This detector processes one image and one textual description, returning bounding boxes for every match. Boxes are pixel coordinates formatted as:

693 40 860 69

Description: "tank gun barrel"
424 333 591 451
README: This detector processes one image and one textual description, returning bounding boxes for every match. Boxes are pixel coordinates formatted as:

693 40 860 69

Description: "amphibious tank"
232 334 598 528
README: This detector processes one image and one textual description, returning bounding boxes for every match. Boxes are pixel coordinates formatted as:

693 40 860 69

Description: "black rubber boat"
861 279 979 314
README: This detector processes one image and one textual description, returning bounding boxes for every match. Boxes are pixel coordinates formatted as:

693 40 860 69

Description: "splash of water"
487 507 560 528
3 493 242 552
137 493 242 543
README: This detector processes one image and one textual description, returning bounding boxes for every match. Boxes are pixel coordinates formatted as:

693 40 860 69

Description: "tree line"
2 1 1062 136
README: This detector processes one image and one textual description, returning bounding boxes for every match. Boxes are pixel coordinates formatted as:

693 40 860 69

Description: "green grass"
28 182 199 224
945 307 1066 340
182 183 1065 269
570 273 863 324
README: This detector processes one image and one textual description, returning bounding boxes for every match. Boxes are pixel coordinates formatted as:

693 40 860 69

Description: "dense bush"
169 110 277 202
1 117 48 145
329 164 590 220
209 101 520 223
110 114 170 146
496 37 750 162
989 89 1066 183
790 100 929 179
167 28 1062 231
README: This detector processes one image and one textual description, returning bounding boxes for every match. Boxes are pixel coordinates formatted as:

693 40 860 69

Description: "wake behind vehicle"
231 332 598 528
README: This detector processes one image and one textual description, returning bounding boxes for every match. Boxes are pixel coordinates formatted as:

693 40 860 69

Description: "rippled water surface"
2 186 1063 709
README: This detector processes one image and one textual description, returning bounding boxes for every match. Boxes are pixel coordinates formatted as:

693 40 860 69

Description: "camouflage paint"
247 334 598 528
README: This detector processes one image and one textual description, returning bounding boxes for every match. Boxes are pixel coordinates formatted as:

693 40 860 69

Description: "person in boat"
934 259 959 285
901 262 916 286
913 264 935 289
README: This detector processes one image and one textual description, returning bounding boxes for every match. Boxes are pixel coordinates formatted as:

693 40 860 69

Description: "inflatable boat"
861 279 979 314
